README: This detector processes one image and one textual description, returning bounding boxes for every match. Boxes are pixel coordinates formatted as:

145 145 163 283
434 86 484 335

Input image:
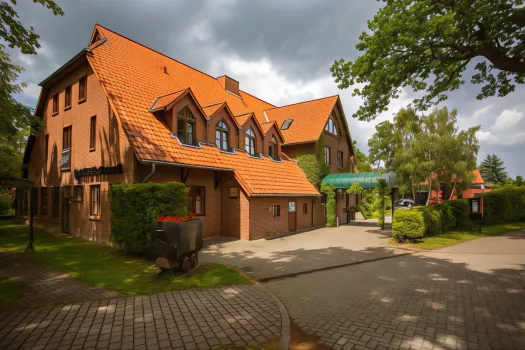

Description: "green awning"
322 172 398 189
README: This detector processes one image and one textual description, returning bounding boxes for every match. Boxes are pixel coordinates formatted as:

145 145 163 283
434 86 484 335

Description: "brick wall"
247 196 319 240
221 173 241 238
144 164 225 239
27 62 135 244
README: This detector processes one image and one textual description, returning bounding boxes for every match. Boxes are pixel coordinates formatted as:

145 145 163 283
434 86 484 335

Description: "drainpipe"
142 163 156 183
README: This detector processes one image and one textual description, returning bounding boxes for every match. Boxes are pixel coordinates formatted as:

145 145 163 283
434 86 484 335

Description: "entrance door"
288 201 297 231
62 187 70 234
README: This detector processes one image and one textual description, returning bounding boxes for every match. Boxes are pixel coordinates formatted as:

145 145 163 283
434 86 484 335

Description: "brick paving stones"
0 285 281 350
267 235 525 350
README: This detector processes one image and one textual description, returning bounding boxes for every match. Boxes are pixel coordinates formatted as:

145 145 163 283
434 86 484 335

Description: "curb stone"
257 283 290 350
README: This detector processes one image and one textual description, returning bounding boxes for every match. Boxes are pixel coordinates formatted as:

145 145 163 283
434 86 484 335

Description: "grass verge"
0 222 251 295
392 222 525 250
0 277 26 307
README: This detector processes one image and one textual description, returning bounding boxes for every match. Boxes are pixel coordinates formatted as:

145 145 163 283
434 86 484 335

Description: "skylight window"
281 119 293 130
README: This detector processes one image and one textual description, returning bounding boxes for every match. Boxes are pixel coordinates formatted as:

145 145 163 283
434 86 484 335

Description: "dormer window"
177 106 195 145
245 128 256 156
269 136 277 160
325 117 338 135
215 120 229 151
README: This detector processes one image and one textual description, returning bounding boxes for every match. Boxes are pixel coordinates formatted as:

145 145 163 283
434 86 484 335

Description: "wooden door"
288 201 297 231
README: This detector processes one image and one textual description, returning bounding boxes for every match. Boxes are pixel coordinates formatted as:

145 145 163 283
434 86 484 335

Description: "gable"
265 96 338 145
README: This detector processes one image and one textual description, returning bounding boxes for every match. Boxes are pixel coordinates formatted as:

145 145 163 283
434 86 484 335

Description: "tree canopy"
0 0 64 178
352 140 373 172
331 0 525 121
479 154 508 184
369 107 480 203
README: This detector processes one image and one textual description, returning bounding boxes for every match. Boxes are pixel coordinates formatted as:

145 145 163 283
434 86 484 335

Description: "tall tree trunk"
449 181 456 200
435 181 440 204
411 177 416 202
426 175 432 206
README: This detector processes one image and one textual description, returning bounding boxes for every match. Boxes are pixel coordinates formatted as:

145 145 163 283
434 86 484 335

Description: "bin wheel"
182 257 191 273
190 253 198 269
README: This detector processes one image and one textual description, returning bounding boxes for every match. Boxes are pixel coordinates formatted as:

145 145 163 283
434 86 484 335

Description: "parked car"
394 198 415 209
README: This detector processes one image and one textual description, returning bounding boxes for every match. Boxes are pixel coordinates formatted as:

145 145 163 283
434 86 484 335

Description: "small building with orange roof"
423 170 492 204
19 25 357 243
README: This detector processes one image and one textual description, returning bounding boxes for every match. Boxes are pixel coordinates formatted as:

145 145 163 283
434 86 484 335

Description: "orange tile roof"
87 25 318 196
239 90 275 123
202 103 224 117
260 121 275 133
150 89 187 111
423 170 485 186
265 96 339 144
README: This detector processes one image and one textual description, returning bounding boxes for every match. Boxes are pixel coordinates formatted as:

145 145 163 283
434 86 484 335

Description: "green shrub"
321 183 336 227
448 199 470 228
392 209 425 242
0 194 11 215
347 182 363 195
110 182 188 255
436 201 456 232
416 206 442 236
482 186 525 224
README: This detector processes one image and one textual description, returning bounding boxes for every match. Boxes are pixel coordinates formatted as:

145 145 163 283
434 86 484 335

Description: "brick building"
19 25 356 243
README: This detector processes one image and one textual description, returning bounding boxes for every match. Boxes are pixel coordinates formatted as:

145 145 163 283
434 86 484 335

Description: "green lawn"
0 277 26 307
394 222 525 250
0 222 251 295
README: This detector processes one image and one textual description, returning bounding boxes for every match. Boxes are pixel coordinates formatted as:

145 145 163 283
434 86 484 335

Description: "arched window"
324 117 338 136
177 106 195 145
215 120 229 151
269 136 278 160
245 128 256 156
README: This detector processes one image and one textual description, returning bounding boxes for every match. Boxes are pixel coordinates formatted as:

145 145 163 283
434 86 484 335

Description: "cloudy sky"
10 0 525 177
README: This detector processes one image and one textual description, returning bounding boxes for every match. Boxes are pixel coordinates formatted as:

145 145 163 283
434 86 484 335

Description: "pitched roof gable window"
325 117 338 135
216 120 229 151
245 128 256 156
177 106 196 145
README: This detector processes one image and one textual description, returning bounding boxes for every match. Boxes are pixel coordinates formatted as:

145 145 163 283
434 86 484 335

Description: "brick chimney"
217 75 239 96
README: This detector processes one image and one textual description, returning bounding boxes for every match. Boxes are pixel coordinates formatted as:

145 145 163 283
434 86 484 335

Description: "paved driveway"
267 232 525 349
0 285 282 350
200 222 407 280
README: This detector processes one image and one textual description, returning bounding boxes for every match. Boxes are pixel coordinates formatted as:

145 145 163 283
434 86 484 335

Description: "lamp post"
480 184 485 234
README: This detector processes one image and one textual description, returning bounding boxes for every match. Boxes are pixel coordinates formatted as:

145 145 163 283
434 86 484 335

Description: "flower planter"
151 218 203 271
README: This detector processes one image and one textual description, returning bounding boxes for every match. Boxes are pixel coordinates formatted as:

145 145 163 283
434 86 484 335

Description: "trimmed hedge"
110 182 188 255
483 186 525 224
0 194 11 215
416 206 442 236
448 199 470 228
392 210 425 242
436 201 456 232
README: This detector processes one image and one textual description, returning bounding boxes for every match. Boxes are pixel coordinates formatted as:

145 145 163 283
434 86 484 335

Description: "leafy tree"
479 154 508 184
368 120 394 169
352 140 373 172
369 107 479 204
416 108 479 204
331 0 525 121
516 175 524 187
0 0 64 178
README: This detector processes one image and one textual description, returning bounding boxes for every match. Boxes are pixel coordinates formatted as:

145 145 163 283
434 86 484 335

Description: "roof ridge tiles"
265 94 339 111
94 24 240 93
